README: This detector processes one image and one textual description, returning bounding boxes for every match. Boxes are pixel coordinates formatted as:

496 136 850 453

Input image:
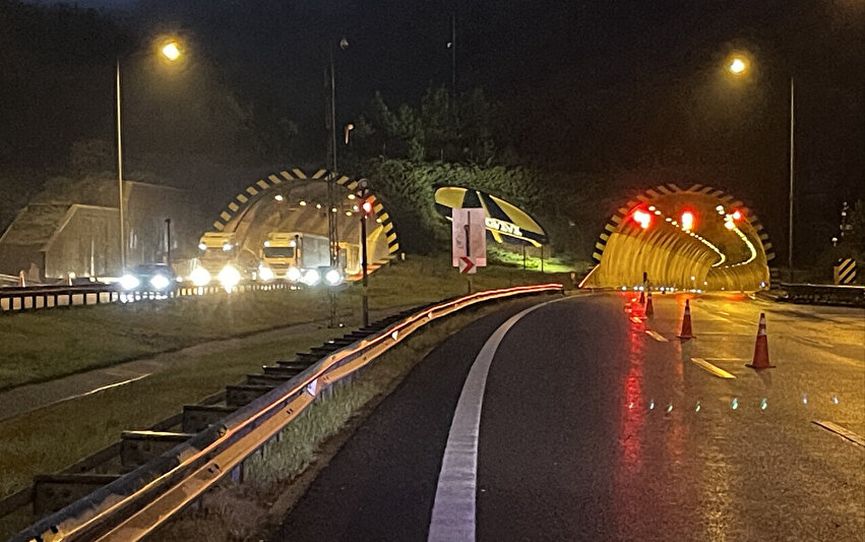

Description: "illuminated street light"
160 40 182 61
722 51 796 281
116 37 186 273
727 55 748 76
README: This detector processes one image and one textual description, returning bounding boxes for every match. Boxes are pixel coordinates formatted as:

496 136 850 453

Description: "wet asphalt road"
274 292 865 541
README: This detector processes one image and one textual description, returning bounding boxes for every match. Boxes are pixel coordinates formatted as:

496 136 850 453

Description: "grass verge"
153 300 530 541
0 328 339 538
0 254 570 391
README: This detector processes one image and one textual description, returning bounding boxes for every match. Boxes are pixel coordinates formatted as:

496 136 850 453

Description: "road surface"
274 292 865 541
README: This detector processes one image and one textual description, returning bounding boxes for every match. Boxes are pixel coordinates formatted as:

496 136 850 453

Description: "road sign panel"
459 256 476 274
452 208 486 268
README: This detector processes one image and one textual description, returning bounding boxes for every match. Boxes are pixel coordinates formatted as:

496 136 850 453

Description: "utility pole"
164 218 172 267
787 76 796 283
116 59 126 273
357 180 371 328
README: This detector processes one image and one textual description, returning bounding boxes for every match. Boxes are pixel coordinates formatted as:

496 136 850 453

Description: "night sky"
10 0 865 257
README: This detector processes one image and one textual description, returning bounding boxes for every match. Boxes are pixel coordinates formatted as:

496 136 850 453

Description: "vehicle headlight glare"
120 274 140 290
302 269 321 286
258 265 275 282
218 265 242 291
190 267 212 286
325 268 342 286
286 266 302 282
150 274 170 290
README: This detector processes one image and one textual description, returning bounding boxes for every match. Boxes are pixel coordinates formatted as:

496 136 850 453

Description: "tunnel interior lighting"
299 200 307 206
274 194 285 202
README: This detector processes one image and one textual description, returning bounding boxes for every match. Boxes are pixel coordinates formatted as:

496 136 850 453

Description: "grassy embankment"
0 254 572 391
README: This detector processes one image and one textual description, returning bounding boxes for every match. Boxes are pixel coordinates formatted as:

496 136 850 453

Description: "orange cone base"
745 363 775 370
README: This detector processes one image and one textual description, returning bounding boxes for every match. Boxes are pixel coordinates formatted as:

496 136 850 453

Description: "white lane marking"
66 373 151 402
645 330 668 342
428 298 565 542
812 421 865 448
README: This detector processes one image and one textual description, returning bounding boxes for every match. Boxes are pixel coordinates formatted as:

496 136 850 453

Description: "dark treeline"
1 0 863 263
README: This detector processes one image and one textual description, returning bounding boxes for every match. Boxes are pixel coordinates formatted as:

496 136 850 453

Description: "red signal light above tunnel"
680 211 695 231
731 210 742 221
361 199 374 215
632 209 652 229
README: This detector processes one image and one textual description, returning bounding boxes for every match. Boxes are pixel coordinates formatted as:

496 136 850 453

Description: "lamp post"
116 39 183 273
724 53 795 282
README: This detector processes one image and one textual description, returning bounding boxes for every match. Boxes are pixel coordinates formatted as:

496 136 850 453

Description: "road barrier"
0 281 292 314
11 282 563 542
778 282 865 308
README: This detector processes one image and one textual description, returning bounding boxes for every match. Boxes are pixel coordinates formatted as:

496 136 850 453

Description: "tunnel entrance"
203 167 398 277
582 184 774 291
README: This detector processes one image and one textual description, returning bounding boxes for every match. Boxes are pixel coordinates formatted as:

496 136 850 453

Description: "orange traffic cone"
677 299 694 339
645 291 654 317
746 313 775 369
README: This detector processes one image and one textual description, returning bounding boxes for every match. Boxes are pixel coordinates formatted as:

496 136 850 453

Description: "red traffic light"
361 200 374 215
632 209 651 229
731 210 742 220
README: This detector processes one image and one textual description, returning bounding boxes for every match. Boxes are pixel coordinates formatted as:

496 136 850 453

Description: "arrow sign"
459 256 476 274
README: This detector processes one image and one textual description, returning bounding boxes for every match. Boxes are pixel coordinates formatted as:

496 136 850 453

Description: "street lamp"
724 52 795 282
116 38 184 272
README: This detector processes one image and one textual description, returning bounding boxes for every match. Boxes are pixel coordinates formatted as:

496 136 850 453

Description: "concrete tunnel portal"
583 184 774 292
208 168 398 275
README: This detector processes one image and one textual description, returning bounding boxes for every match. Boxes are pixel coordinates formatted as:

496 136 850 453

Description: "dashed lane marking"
645 330 668 342
690 357 736 379
812 421 865 448
630 316 643 324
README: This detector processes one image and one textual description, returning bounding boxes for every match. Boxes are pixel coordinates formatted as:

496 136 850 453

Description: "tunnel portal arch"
583 184 774 291
207 167 400 270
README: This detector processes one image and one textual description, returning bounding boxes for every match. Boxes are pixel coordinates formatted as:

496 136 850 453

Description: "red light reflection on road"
618 323 646 471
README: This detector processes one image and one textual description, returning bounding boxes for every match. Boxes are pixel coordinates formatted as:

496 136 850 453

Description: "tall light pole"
724 53 796 282
787 76 795 282
326 37 348 328
116 39 183 273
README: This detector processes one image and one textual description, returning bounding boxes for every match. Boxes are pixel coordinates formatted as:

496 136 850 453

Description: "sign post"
453 208 486 293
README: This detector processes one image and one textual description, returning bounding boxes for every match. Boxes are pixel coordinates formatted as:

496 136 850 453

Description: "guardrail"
777 282 865 308
0 282 292 313
12 282 563 542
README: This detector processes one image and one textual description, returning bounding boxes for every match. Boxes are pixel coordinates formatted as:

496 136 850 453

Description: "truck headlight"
286 266 302 282
218 264 241 291
189 267 211 286
120 274 140 290
258 265 275 282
